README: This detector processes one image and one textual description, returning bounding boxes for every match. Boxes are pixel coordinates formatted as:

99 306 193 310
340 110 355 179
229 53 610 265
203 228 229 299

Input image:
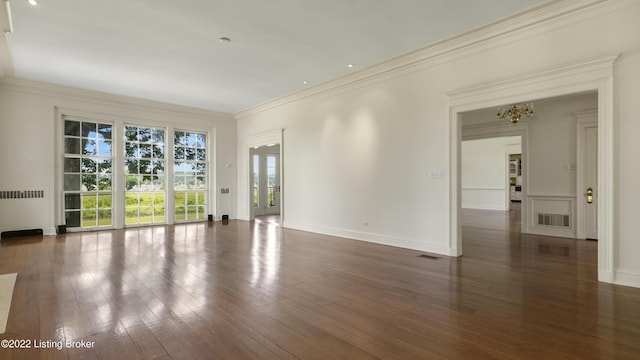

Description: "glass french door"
63 119 113 229
124 125 166 225
252 152 280 216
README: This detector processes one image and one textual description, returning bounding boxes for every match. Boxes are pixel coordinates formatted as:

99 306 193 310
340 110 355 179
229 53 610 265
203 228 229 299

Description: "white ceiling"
5 0 548 114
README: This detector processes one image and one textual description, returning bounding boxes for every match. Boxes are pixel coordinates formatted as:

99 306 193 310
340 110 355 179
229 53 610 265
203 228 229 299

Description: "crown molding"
235 0 633 119
0 0 14 78
0 76 235 122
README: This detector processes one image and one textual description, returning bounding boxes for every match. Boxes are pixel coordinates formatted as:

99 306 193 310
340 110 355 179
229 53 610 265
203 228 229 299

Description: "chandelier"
497 103 534 124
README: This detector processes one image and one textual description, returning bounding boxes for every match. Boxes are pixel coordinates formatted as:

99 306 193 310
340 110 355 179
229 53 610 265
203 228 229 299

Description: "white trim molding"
614 270 640 288
238 129 284 222
447 54 618 283
285 222 450 256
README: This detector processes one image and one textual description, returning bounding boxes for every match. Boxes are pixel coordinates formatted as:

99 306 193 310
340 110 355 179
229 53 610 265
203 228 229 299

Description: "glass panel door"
265 155 280 213
124 125 165 225
174 130 207 222
252 150 280 216
63 119 113 229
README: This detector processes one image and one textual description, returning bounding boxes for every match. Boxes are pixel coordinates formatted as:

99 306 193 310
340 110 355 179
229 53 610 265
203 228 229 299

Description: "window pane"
196 148 206 161
125 192 138 207
82 139 97 155
187 206 197 220
98 210 112 226
139 208 153 224
82 175 97 191
195 176 206 190
187 133 197 146
152 160 164 174
186 147 196 160
152 129 164 143
153 145 164 159
125 142 138 157
98 175 111 191
64 120 80 136
196 134 206 147
139 143 152 158
174 146 185 160
140 160 152 174
125 208 138 225
98 159 112 174
65 138 81 154
82 123 97 138
82 158 97 173
140 193 152 206
64 174 80 191
185 176 195 190
98 194 112 209
197 191 206 205
174 192 185 206
123 175 135 190
81 194 97 210
153 192 165 206
125 126 137 141
65 194 81 210
98 140 112 156
82 210 97 227
154 208 165 222
65 211 80 227
64 158 80 173
125 159 139 174
138 128 151 142
98 124 112 139
153 176 165 188
174 131 185 145
175 206 186 221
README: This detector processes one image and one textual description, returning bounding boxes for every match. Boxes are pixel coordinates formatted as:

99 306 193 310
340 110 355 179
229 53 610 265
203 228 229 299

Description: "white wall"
236 1 640 286
462 136 520 210
0 78 236 235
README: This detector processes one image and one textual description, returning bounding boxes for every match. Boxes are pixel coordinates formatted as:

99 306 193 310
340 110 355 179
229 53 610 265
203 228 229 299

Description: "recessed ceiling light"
219 37 231 43
347 64 355 68
28 0 39 6
302 81 308 85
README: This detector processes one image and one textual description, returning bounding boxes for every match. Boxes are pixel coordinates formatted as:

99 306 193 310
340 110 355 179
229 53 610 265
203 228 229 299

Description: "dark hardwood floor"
1 210 639 359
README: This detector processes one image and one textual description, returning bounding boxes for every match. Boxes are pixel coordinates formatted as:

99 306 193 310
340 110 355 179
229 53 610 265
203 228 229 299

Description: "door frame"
240 129 284 222
576 110 598 239
447 54 617 283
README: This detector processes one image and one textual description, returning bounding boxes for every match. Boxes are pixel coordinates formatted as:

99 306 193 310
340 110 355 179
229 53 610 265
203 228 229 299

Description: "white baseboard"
462 204 507 211
283 222 451 256
614 270 640 288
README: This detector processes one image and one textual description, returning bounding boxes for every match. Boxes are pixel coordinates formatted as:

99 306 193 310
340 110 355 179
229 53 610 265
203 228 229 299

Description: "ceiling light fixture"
219 37 231 43
347 64 355 68
28 0 39 6
302 81 308 85
497 103 534 125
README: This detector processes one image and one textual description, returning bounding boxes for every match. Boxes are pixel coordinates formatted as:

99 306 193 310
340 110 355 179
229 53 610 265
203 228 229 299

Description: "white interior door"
584 126 598 239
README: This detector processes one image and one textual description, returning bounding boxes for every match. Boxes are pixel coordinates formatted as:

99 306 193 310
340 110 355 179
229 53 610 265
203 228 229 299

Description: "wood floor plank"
1 212 640 359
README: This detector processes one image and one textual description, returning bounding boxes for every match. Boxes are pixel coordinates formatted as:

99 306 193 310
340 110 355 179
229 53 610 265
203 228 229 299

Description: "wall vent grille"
537 213 570 228
0 190 45 199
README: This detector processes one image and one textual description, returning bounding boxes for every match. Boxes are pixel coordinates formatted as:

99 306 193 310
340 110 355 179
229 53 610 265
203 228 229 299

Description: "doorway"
447 55 616 283
251 144 281 217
